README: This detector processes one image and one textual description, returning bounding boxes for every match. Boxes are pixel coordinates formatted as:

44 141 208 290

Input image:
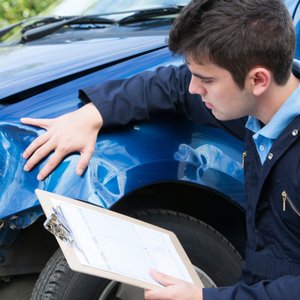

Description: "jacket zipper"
242 151 247 168
281 190 300 216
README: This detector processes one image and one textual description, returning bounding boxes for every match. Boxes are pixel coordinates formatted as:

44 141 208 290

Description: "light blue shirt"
246 83 300 165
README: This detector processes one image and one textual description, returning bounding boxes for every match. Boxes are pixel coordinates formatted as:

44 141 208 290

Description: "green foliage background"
0 0 57 27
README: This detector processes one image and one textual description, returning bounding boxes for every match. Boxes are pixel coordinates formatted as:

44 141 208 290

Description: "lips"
203 101 214 109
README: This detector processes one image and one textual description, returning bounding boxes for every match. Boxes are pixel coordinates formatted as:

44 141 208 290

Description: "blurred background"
0 0 58 27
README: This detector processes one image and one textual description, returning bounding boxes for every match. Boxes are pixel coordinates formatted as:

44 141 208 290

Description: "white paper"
51 198 193 287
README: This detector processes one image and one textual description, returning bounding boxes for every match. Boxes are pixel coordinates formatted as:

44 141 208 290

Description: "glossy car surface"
0 0 300 299
0 0 245 228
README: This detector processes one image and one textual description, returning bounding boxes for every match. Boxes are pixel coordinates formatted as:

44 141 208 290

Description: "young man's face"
187 57 256 121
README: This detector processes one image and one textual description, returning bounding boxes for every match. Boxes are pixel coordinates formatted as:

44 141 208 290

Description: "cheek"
214 91 241 111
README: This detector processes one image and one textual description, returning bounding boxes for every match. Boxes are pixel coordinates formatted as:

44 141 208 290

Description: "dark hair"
169 0 295 88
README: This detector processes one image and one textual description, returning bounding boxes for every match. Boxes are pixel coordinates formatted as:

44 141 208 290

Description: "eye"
201 78 213 84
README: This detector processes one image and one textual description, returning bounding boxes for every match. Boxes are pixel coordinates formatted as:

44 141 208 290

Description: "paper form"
51 198 193 287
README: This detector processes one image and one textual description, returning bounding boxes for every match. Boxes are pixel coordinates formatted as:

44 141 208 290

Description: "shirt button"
268 153 273 160
259 145 265 151
292 129 298 136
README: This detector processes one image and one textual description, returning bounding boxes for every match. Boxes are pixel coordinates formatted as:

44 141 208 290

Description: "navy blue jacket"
79 64 300 299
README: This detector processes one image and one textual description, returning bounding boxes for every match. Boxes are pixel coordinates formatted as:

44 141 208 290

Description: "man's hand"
144 269 203 300
21 103 103 180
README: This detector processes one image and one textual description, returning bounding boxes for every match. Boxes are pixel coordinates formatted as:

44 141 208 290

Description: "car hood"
0 35 167 100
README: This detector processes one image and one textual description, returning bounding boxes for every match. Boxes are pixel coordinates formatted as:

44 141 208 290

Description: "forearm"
78 64 247 140
78 64 200 126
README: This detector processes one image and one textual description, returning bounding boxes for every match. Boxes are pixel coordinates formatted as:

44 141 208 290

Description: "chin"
211 112 229 121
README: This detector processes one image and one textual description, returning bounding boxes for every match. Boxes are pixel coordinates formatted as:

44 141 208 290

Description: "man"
21 0 300 299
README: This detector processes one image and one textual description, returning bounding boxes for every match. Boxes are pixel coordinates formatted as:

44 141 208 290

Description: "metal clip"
44 206 74 246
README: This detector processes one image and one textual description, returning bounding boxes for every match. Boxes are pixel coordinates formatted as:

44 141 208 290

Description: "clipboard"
35 189 203 290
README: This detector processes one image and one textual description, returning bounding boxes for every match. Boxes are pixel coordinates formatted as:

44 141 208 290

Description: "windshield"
42 0 189 16
0 0 189 45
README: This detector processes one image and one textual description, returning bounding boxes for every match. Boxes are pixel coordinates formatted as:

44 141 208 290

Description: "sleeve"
203 275 300 300
78 63 247 140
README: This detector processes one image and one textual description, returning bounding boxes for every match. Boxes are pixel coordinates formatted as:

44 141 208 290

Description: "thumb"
149 269 182 287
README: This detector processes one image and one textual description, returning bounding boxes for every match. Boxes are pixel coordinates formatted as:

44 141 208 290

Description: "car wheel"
31 209 244 300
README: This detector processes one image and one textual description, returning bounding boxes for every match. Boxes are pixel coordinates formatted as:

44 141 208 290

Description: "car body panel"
0 47 245 225
0 35 167 100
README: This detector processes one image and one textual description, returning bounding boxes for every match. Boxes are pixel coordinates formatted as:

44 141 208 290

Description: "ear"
246 67 271 96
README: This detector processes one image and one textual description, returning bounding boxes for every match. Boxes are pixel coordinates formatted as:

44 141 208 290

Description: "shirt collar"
246 83 300 140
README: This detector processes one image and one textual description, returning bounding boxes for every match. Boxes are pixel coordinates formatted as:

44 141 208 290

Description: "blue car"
0 0 299 299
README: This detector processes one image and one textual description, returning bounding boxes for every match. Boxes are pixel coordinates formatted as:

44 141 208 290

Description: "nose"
188 76 207 96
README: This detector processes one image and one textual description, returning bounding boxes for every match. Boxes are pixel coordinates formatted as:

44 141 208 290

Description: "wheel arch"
112 181 247 257
0 182 246 278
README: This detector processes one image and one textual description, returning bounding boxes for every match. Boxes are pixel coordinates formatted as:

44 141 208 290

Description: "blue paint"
0 0 299 275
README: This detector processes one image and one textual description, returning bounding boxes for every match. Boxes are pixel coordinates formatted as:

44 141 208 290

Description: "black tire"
131 209 244 286
31 209 244 300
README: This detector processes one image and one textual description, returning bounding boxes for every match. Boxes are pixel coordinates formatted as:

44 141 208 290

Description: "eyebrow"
185 59 214 81
191 72 214 81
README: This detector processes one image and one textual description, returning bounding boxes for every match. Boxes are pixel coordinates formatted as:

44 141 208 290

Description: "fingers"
24 140 94 180
149 269 182 287
76 148 94 176
144 269 182 299
145 271 202 300
36 151 66 181
20 117 51 129
37 147 93 180
25 143 73 180
23 136 56 175
23 133 50 160
21 111 99 180
22 118 53 169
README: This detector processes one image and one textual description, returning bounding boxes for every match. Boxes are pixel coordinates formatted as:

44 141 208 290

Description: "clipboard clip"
44 206 74 246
